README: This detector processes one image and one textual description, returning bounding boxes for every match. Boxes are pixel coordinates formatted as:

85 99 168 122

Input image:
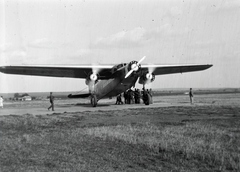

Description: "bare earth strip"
0 93 240 171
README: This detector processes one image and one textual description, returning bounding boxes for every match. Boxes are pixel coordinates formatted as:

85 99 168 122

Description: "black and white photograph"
0 0 240 171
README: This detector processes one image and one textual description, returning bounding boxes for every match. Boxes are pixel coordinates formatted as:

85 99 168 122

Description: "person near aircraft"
130 89 135 104
123 91 128 104
146 89 150 104
115 94 123 105
149 88 153 104
48 92 55 111
134 88 140 104
142 88 151 105
134 88 138 104
127 89 131 104
137 89 141 104
0 96 3 108
189 88 194 104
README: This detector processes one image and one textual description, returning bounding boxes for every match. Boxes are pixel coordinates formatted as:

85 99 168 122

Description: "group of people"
116 87 194 105
115 88 153 105
0 88 194 110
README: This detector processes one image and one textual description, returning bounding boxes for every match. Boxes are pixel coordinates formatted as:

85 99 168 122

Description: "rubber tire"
91 94 97 107
144 93 150 105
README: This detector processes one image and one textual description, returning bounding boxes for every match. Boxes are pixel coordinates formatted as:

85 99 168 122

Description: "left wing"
0 65 113 79
141 64 212 75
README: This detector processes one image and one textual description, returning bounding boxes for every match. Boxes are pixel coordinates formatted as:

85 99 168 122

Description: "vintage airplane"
0 56 212 107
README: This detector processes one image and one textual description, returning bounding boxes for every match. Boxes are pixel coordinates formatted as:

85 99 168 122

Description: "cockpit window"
112 63 124 73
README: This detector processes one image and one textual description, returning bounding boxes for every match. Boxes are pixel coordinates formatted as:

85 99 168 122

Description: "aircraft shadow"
74 103 110 107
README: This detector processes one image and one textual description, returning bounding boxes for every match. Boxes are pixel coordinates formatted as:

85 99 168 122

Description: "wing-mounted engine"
138 72 155 85
85 72 99 85
85 72 99 94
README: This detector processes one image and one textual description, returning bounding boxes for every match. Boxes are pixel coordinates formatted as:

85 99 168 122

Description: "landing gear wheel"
91 94 97 107
143 93 150 105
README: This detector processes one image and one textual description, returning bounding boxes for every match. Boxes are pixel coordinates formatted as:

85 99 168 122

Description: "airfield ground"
0 93 240 171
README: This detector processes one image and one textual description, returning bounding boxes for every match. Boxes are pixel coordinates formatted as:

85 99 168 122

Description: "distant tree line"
14 93 29 98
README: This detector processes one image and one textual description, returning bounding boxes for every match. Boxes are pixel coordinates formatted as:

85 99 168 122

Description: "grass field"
0 94 240 171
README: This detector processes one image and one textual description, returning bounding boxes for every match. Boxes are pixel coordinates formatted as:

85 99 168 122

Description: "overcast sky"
0 0 240 93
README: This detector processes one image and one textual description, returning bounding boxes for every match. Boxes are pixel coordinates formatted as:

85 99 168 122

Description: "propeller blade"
125 56 146 79
148 66 156 74
92 66 99 75
137 56 146 65
125 70 134 78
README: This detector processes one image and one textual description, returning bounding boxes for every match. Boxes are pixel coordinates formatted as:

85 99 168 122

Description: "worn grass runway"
0 94 240 171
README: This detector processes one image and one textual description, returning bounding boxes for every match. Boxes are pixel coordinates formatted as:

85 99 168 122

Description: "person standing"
48 92 54 111
123 91 128 104
115 94 123 105
149 88 153 104
0 96 3 108
189 88 194 104
134 89 140 104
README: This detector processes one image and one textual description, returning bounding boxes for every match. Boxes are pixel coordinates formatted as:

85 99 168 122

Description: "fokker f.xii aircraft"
0 56 212 107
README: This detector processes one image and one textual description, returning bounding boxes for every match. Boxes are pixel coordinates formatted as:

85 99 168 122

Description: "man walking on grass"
48 92 54 111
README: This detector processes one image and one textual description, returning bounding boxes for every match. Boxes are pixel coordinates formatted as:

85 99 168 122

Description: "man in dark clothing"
134 89 140 104
130 89 134 104
134 89 138 104
149 88 153 104
189 88 194 104
115 94 123 105
123 91 128 104
127 89 131 104
48 92 54 111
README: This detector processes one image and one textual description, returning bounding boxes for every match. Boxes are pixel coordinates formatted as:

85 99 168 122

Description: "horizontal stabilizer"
68 93 91 98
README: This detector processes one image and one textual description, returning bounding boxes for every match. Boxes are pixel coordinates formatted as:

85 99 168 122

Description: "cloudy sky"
0 0 240 93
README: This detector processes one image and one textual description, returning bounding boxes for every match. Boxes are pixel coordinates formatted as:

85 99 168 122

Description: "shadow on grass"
74 103 111 107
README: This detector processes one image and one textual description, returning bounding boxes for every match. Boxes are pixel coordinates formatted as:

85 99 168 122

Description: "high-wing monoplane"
0 56 212 107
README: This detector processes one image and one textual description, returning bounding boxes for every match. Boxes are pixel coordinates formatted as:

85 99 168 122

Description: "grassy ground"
0 105 240 171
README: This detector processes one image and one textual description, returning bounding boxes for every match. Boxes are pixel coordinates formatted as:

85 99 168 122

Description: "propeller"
147 64 156 74
90 64 101 81
125 56 146 78
146 73 153 80
90 73 98 81
87 63 101 94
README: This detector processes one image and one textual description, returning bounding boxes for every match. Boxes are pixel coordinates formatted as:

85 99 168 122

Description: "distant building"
19 96 32 101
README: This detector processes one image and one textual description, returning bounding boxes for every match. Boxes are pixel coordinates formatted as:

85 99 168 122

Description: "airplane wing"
0 64 212 79
141 64 212 75
0 65 113 79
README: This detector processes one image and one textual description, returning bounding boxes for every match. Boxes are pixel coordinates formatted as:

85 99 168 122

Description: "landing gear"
143 92 150 105
90 94 97 107
142 84 153 106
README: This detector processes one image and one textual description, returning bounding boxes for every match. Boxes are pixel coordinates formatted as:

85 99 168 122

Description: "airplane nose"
131 63 139 71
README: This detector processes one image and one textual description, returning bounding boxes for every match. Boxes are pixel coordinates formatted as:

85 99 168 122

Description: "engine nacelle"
138 72 155 85
128 61 141 73
85 72 99 85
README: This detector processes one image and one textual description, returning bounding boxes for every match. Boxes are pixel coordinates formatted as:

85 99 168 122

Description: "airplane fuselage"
94 66 138 99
